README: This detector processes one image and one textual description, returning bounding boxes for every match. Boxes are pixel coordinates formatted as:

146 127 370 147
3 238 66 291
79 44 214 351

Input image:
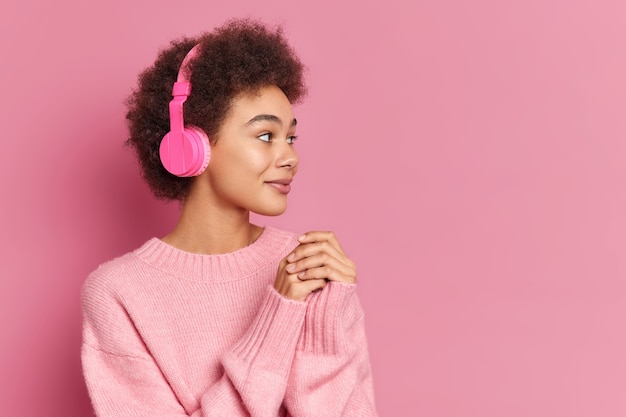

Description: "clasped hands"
274 231 356 302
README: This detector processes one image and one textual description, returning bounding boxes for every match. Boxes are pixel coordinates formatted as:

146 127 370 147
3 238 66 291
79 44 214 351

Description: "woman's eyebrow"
245 114 298 127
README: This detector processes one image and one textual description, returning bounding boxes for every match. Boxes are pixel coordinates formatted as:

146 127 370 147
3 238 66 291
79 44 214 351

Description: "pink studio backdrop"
1 0 625 415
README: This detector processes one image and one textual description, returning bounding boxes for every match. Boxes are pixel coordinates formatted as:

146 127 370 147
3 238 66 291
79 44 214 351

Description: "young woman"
81 19 377 416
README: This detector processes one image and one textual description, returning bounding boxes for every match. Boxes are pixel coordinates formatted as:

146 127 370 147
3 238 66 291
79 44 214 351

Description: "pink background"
1 0 625 415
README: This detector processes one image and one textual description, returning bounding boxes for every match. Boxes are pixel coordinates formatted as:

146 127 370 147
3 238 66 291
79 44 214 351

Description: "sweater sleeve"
82 281 307 417
283 282 378 416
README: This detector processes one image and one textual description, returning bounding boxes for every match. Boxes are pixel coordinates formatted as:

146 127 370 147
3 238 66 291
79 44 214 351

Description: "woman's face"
199 84 299 216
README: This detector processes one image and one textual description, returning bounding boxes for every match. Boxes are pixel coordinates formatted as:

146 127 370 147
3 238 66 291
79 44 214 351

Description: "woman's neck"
161 189 263 255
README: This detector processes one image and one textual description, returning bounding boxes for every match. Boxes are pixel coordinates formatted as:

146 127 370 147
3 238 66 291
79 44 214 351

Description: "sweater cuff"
297 282 359 354
228 285 307 376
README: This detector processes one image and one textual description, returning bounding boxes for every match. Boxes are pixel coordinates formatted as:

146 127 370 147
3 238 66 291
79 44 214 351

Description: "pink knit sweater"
81 227 377 416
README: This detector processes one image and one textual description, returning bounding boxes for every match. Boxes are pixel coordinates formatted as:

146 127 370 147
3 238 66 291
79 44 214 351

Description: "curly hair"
125 19 307 201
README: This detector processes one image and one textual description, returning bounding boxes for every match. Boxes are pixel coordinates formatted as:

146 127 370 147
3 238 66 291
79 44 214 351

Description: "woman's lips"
265 179 292 194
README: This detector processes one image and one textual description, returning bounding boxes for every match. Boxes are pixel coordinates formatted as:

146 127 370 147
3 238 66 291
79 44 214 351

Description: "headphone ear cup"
185 127 211 176
160 127 211 177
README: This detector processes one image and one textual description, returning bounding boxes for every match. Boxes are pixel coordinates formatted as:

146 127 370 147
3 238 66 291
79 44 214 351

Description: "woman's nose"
276 139 298 169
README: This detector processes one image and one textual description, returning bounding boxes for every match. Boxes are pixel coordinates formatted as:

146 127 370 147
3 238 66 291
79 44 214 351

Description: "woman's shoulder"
82 239 157 298
263 225 298 241
259 226 300 253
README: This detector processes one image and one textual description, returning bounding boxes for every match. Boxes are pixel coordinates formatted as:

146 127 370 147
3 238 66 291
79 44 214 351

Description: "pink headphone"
159 44 211 177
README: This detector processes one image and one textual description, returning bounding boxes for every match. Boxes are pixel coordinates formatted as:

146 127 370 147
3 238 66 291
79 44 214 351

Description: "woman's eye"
287 136 298 144
258 133 271 142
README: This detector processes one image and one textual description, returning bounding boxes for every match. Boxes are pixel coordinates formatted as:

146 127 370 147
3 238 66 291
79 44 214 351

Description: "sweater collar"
133 227 296 282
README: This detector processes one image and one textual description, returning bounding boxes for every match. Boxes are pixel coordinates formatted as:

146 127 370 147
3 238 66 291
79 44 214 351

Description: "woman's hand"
287 231 356 285
274 231 356 301
274 255 327 301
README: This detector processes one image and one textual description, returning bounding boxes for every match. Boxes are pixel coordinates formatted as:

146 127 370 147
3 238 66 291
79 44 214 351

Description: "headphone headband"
169 44 201 134
177 44 202 83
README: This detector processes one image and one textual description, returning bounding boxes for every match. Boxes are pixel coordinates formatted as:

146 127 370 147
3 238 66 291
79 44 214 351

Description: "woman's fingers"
287 251 354 278
276 274 327 301
297 231 344 253
274 259 327 301
296 276 327 294
286 231 357 284
288 241 348 268
298 264 356 283
289 235 353 265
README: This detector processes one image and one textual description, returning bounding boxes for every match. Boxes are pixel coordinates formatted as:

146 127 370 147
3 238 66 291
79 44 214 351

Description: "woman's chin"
252 203 288 217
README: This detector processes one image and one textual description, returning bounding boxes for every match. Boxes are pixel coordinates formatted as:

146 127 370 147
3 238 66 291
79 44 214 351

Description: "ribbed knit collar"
133 227 295 282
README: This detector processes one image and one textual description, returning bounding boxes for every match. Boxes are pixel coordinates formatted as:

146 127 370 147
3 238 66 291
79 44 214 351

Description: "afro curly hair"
125 19 307 201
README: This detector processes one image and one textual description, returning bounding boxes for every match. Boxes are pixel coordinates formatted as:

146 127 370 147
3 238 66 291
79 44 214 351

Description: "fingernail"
286 264 295 272
287 253 295 262
297 234 306 242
